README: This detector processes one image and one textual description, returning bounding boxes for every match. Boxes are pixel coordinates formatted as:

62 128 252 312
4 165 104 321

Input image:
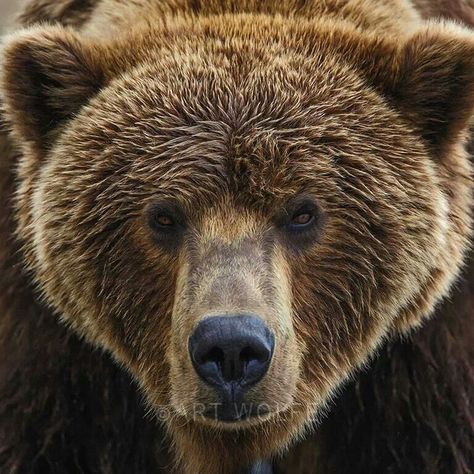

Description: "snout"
189 315 275 421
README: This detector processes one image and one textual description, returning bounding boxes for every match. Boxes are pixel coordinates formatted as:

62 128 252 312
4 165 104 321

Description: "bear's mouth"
196 376 272 423
201 402 270 422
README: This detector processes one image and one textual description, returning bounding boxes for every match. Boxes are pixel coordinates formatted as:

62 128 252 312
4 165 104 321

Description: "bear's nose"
189 315 274 389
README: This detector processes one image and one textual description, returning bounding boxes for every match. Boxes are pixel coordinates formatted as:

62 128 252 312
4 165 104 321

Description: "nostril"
240 345 267 364
240 346 254 365
201 346 225 367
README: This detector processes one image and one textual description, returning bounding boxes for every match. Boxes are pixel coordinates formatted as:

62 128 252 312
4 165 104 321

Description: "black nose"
189 315 274 390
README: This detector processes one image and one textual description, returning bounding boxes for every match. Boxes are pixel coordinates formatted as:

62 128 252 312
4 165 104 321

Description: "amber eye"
280 198 323 249
146 202 185 251
155 215 174 227
147 202 184 236
288 209 315 231
291 212 313 226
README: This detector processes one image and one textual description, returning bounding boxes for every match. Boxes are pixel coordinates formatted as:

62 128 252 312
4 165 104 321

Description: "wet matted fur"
0 1 473 473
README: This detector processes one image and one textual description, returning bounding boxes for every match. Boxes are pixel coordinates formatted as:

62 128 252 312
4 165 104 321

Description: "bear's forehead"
64 106 340 214
60 31 414 211
115 115 338 207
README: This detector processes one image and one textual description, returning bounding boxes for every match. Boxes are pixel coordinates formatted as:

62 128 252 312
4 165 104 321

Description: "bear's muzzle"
188 314 275 421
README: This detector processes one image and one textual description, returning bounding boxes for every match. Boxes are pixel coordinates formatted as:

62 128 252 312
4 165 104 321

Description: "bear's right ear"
1 26 108 153
380 23 474 158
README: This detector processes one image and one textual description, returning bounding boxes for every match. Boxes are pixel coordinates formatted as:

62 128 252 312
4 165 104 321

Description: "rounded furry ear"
389 23 474 156
1 26 107 153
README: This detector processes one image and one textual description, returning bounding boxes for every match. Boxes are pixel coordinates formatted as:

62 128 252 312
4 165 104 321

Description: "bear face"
1 13 473 473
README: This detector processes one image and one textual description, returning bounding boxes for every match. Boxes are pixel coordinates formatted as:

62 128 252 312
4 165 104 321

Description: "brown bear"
0 0 473 473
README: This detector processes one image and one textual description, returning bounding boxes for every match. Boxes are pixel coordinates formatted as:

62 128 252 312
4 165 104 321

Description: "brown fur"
0 1 473 473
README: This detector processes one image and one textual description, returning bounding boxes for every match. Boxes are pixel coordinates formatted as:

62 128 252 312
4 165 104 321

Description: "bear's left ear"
1 26 109 154
386 23 474 156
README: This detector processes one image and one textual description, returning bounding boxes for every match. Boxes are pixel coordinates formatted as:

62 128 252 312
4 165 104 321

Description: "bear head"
1 15 473 473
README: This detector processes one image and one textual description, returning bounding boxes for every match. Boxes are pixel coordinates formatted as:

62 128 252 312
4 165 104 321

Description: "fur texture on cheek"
288 131 468 407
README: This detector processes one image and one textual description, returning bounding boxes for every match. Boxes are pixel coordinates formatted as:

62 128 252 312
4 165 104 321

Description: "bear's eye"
146 202 185 241
290 211 314 227
286 205 318 233
279 198 324 246
148 211 177 231
155 215 174 227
